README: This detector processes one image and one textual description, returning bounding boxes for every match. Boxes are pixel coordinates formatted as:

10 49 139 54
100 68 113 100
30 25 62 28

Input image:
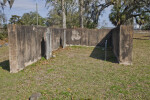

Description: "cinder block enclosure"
8 24 133 73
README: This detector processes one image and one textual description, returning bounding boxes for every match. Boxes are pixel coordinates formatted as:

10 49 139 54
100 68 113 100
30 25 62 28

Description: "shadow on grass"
90 47 118 63
143 36 150 37
0 60 10 71
90 30 118 63
133 38 150 40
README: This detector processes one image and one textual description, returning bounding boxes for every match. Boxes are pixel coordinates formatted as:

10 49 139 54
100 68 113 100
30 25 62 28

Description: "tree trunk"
61 0 66 48
79 0 84 28
62 0 66 28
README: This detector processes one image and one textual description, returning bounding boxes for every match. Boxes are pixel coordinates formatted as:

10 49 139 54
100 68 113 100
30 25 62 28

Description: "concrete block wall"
8 25 133 73
112 25 133 65
50 28 65 50
66 28 111 46
8 25 47 73
8 25 66 73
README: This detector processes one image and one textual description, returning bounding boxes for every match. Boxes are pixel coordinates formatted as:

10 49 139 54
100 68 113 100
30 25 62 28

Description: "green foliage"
135 14 150 28
142 23 150 30
109 0 150 26
0 24 8 40
0 33 7 40
9 12 46 26
9 15 23 24
46 0 99 28
0 10 6 25
109 6 133 26
21 12 46 26
46 0 80 28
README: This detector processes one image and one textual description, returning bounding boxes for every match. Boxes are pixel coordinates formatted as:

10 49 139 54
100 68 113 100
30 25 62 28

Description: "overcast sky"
3 0 114 28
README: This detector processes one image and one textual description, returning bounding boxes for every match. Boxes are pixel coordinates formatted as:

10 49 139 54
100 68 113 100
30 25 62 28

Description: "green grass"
0 33 150 99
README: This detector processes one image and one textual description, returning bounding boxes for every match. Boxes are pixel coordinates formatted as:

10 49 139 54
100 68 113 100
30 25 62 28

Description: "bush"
142 23 150 30
0 33 8 40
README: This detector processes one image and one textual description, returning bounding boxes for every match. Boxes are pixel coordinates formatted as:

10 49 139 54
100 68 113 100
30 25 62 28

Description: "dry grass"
0 33 150 100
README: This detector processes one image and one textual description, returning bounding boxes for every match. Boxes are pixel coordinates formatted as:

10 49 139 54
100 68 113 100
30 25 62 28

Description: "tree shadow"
0 60 10 71
143 36 150 37
133 38 149 40
90 30 118 63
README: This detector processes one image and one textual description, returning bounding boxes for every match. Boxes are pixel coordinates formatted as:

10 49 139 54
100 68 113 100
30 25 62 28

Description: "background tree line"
0 0 150 29
9 12 46 26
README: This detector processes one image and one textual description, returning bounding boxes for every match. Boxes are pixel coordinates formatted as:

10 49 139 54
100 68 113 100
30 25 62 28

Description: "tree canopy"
108 0 150 26
9 12 46 26
1 0 150 29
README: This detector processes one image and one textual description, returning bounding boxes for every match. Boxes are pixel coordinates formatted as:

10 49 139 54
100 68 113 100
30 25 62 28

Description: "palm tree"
0 0 15 25
1 0 15 9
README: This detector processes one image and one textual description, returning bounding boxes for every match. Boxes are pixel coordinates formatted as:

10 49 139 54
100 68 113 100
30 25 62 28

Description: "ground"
0 33 150 100
0 38 8 45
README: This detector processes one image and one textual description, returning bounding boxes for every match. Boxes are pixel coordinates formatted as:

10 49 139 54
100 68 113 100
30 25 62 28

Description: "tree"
0 0 15 9
46 0 68 28
21 12 46 26
46 0 79 28
109 0 150 26
135 14 149 29
46 0 100 28
61 0 66 28
9 15 22 24
0 0 15 25
142 23 150 30
83 0 150 27
9 12 46 26
84 0 113 28
0 10 6 25
141 14 150 30
79 0 84 28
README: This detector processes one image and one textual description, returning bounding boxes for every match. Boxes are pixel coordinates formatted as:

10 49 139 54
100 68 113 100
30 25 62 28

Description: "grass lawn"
0 33 150 100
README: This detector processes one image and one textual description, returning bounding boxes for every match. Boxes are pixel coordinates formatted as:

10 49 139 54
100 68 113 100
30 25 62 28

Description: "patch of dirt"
0 38 8 45
52 47 72 54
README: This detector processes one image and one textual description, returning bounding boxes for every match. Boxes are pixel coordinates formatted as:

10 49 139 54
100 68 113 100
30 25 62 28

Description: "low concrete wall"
112 27 120 59
51 28 65 50
8 25 65 73
8 24 133 73
8 25 46 73
112 25 133 65
66 28 111 46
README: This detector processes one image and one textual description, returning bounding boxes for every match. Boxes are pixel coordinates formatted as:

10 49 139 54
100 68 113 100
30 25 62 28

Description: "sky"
3 0 114 28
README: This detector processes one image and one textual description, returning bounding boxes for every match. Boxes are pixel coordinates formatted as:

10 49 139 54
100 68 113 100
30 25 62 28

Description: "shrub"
0 32 8 40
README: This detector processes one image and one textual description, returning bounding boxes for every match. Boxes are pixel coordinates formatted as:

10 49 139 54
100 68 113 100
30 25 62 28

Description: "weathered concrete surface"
51 28 64 50
66 28 111 46
112 27 120 60
112 25 133 65
119 25 133 65
8 25 133 73
45 28 52 60
8 25 19 73
8 25 47 73
8 25 65 73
